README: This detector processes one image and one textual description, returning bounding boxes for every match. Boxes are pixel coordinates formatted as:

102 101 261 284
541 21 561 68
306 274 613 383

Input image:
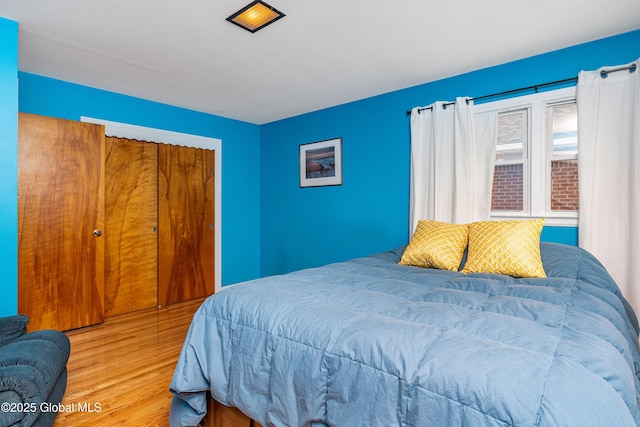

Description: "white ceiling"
1 0 639 124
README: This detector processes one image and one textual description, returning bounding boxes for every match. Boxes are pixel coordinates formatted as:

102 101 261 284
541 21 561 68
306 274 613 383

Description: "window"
492 109 527 212
548 102 578 211
475 87 578 225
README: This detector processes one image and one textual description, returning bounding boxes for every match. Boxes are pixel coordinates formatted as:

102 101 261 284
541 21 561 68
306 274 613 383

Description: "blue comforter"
170 243 640 426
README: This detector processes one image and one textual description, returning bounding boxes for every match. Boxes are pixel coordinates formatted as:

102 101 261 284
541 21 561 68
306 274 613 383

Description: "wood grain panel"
158 144 215 306
18 113 105 332
105 137 158 316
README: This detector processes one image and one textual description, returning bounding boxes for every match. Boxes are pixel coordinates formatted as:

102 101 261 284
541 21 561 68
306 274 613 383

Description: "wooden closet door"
105 137 158 316
158 144 215 306
18 113 105 332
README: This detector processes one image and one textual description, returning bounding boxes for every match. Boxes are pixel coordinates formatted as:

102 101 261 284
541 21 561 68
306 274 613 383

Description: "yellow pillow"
399 220 469 271
461 219 546 278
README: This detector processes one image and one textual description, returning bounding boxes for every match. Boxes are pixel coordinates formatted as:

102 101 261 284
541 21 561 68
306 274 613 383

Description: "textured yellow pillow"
399 220 469 271
461 219 546 278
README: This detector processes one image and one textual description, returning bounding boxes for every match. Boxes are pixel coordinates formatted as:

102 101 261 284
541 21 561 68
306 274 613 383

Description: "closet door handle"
93 229 102 237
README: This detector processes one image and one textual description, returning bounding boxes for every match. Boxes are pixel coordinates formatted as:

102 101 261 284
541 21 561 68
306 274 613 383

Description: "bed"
169 235 640 426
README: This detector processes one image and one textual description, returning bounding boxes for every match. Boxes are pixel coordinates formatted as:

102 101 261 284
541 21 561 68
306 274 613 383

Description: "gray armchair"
0 315 70 427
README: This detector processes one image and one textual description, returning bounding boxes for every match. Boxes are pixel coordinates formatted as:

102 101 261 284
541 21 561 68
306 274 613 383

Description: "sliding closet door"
18 113 105 332
157 144 215 306
104 137 158 316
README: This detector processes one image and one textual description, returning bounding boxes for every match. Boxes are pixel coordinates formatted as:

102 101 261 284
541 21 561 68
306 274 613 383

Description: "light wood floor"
52 298 205 426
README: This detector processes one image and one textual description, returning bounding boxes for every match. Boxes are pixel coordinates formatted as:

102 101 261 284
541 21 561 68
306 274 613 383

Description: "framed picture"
299 137 342 187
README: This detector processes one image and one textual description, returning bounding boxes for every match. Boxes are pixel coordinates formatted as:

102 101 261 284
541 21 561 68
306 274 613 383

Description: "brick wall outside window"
492 161 579 211
551 159 579 210
492 164 523 211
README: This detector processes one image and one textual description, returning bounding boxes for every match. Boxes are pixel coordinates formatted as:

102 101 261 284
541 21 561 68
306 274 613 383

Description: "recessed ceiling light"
226 1 285 33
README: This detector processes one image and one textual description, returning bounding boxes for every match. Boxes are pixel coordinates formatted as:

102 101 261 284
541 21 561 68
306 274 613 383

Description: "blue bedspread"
170 243 640 426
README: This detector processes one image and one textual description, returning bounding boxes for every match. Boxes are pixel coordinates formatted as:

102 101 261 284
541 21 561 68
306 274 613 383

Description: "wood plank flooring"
52 298 205 426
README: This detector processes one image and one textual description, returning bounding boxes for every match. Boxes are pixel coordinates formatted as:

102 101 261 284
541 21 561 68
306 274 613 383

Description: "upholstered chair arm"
0 315 29 347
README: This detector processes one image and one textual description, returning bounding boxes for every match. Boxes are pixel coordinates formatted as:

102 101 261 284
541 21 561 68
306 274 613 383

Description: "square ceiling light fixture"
226 1 286 33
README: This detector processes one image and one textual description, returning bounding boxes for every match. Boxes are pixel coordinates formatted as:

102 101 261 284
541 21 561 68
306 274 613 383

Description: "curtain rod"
406 62 637 115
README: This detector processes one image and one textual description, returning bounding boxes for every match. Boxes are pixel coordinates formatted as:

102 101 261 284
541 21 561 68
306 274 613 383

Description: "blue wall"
260 29 640 276
0 17 18 317
3 17 639 314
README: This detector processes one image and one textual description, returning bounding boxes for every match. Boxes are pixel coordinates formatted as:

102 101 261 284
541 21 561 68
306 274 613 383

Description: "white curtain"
409 97 497 235
577 58 640 313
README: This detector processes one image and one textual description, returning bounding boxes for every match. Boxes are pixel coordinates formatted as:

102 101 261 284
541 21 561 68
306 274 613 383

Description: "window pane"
495 110 526 163
492 164 524 211
550 160 579 211
550 103 577 156
549 102 578 211
492 110 526 211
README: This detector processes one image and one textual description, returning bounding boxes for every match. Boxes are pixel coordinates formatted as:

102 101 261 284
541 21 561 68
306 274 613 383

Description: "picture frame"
299 137 342 187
